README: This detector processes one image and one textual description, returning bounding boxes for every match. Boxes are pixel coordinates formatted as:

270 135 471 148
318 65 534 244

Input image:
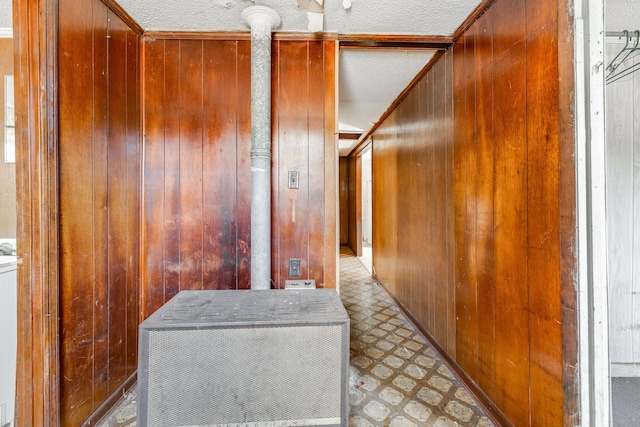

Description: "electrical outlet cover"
285 280 316 289
289 258 301 276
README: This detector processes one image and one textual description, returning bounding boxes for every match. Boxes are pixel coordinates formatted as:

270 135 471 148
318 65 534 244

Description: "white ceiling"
607 0 640 32
339 49 436 131
115 0 481 34
0 0 11 29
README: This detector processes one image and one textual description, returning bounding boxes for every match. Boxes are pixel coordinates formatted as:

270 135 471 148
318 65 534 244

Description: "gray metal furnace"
138 289 350 427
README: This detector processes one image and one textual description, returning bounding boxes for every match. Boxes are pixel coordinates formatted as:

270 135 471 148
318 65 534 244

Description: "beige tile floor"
100 247 494 427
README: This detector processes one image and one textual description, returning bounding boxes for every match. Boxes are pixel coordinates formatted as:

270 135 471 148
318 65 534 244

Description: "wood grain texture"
526 0 563 423
339 157 349 244
59 0 96 421
323 39 338 289
370 0 572 424
14 0 61 424
372 51 455 352
474 10 495 398
202 40 240 290
58 1 141 425
141 37 336 305
557 0 579 423
491 3 529 424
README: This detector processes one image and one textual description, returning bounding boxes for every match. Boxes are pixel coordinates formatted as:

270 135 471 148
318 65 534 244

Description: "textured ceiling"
115 0 482 34
606 0 640 32
339 49 435 132
0 0 11 29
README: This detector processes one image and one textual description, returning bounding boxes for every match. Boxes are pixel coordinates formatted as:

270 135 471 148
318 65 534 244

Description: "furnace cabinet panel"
138 289 350 427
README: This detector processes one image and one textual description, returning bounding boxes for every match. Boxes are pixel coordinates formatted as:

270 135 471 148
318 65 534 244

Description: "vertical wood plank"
323 39 338 289
424 76 436 332
445 49 456 357
394 105 408 306
14 0 62 422
433 58 449 349
308 41 325 287
416 78 430 327
125 27 140 372
526 0 563 423
464 26 479 382
453 36 470 377
474 10 496 398
373 119 398 297
142 39 166 318
557 0 579 421
178 40 204 291
236 40 252 290
91 0 110 409
492 0 530 423
163 40 182 302
271 40 281 288
202 40 238 290
59 0 95 421
339 158 349 245
106 10 128 392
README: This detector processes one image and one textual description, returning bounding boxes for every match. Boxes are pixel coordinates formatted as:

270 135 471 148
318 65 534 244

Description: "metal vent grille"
146 325 343 426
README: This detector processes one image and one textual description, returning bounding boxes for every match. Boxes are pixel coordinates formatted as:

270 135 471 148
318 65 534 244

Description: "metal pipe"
242 6 280 290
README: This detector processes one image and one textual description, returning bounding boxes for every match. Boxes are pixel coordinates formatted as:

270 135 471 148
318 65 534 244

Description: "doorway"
359 147 372 274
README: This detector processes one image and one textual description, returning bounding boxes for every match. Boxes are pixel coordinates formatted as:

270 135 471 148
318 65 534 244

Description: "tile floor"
100 247 494 427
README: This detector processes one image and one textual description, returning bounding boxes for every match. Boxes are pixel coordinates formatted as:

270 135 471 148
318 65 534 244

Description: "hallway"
101 247 494 427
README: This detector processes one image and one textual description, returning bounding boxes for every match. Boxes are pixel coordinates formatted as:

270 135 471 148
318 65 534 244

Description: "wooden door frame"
13 0 60 425
350 138 371 257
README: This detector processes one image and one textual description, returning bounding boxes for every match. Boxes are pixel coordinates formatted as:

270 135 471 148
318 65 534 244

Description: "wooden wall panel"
59 0 94 420
371 0 574 424
339 157 349 244
432 57 451 356
58 0 140 424
372 51 455 346
142 39 250 316
178 40 205 291
273 41 311 285
203 40 240 289
525 0 562 423
473 10 495 398
141 38 167 318
14 0 61 423
141 38 336 314
492 24 529 427
347 155 361 255
236 41 253 289
373 118 399 298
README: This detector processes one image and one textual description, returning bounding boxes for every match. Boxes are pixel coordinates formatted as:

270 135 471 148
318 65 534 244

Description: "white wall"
606 36 640 376
0 260 16 425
